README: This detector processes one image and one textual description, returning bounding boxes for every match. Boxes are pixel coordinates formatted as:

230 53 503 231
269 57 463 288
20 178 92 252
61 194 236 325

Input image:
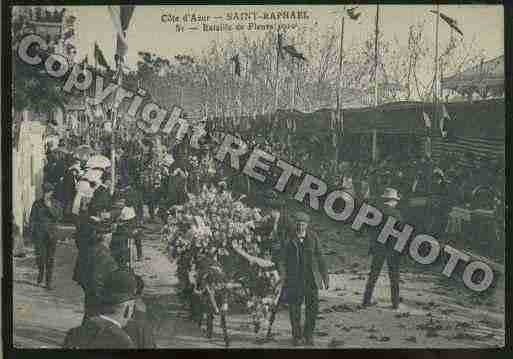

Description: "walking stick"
265 282 283 341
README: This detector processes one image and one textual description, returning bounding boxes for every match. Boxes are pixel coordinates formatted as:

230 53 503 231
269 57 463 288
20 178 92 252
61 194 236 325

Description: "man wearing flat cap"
63 269 138 348
279 211 329 347
362 187 403 310
28 182 63 289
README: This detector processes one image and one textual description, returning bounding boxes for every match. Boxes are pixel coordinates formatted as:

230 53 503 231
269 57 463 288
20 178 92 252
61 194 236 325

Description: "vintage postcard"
9 4 505 351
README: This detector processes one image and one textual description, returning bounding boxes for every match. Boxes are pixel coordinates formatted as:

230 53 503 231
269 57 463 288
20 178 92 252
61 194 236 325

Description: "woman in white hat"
84 169 112 221
362 187 403 310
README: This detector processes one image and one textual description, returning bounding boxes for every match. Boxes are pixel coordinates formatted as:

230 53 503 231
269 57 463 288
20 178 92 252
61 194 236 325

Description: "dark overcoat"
28 198 63 242
278 230 329 303
369 205 403 256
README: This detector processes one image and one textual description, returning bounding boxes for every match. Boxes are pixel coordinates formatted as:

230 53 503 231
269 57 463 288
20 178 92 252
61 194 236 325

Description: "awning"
442 55 504 93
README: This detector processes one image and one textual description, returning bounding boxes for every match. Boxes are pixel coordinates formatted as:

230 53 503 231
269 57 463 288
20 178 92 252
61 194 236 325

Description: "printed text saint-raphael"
226 11 309 21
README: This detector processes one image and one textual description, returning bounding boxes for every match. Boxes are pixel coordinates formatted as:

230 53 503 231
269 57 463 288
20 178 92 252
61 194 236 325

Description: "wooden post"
336 13 345 164
110 64 122 196
372 4 380 163
275 32 280 112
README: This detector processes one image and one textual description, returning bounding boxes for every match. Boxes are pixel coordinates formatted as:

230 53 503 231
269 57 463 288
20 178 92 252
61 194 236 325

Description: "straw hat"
82 169 103 183
162 154 175 167
381 188 401 201
119 206 136 221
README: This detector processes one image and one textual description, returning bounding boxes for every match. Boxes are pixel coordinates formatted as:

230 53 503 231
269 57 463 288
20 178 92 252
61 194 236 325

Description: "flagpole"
275 32 280 112
372 3 380 163
336 12 345 164
83 55 90 146
431 3 440 160
110 62 121 196
290 60 294 111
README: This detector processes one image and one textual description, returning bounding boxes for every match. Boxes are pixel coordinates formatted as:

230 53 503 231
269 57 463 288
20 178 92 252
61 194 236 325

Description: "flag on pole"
430 10 463 36
277 33 285 59
282 45 307 62
440 104 451 137
423 112 432 128
230 54 241 77
108 5 136 62
277 33 307 62
346 7 361 20
94 42 110 69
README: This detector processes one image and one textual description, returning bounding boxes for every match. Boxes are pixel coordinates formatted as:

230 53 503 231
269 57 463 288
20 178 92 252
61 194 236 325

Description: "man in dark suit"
362 187 403 309
28 182 63 289
79 222 119 323
63 269 138 349
279 212 329 347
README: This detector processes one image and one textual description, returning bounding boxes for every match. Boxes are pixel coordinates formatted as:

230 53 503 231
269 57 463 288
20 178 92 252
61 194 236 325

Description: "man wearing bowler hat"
362 187 403 310
279 211 329 347
63 269 138 348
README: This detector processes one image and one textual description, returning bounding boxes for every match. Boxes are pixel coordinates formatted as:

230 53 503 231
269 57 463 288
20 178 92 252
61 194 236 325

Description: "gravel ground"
12 219 505 349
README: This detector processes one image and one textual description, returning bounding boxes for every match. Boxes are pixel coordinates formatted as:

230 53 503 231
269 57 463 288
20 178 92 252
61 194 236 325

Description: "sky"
62 4 503 73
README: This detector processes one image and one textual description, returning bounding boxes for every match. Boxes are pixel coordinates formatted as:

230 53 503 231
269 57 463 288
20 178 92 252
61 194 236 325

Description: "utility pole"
372 3 380 163
431 3 440 161
110 58 122 196
336 11 345 164
275 32 281 112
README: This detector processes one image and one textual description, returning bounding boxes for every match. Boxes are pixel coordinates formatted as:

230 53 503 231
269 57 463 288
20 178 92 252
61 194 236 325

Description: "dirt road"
13 222 504 349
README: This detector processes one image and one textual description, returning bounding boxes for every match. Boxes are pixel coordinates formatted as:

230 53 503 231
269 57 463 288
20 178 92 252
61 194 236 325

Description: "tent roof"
442 55 504 90
272 99 505 140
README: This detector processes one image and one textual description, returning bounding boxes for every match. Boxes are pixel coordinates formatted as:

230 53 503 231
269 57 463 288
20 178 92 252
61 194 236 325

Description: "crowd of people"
248 135 504 240
24 123 504 347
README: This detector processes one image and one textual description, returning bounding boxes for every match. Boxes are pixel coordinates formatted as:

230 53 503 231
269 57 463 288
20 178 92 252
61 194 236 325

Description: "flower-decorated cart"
160 185 282 346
